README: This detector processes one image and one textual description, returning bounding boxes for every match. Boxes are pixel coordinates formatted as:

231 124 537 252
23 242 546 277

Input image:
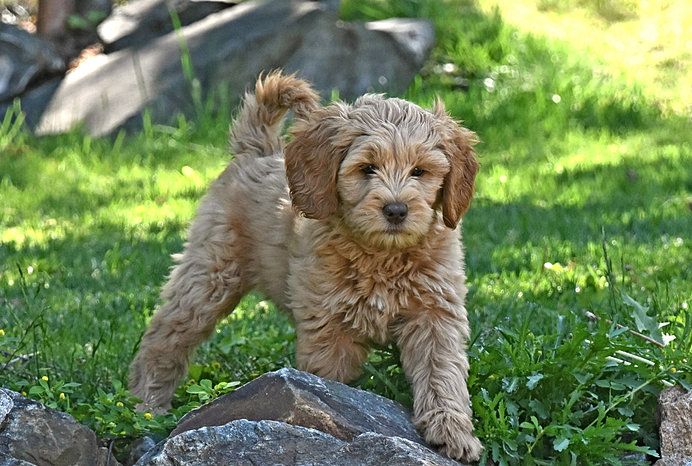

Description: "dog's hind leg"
129 207 250 411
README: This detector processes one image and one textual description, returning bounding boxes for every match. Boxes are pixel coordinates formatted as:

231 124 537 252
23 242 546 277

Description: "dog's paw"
420 409 483 463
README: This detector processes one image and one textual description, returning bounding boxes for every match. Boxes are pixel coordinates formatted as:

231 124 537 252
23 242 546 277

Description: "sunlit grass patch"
478 0 692 115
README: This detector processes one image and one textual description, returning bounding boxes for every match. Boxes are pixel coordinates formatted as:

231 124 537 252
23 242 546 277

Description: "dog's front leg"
395 311 483 462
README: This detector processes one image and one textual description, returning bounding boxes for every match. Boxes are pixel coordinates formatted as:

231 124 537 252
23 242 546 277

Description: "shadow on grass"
466 146 690 253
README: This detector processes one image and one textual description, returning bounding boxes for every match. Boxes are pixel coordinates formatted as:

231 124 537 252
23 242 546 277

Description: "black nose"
382 202 408 225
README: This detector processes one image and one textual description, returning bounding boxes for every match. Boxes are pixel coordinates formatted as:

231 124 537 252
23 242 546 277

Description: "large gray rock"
10 0 433 136
0 388 119 466
171 368 423 443
656 385 692 466
97 0 234 52
137 419 460 465
0 23 65 101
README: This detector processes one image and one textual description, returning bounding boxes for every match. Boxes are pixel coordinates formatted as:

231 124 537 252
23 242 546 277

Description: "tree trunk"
36 0 75 39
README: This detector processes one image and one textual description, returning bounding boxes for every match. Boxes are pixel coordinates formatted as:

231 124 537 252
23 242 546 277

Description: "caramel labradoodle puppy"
129 71 482 461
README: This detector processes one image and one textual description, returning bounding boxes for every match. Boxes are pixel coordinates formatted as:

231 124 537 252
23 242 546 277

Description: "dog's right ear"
285 103 357 220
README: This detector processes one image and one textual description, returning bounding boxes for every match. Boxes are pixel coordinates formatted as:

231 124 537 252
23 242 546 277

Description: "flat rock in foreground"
137 419 460 465
171 367 422 443
139 368 463 465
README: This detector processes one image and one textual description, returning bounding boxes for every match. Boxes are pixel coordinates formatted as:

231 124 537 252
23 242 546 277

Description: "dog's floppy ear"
285 103 357 219
433 97 480 228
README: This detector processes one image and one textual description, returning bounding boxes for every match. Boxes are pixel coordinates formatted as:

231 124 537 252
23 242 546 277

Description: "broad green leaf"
554 437 570 452
529 398 549 419
622 292 663 343
526 373 544 390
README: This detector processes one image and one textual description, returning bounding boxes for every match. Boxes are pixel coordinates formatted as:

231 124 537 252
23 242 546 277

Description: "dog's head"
285 95 479 249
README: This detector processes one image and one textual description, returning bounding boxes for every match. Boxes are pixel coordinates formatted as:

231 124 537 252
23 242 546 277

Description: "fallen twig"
584 310 665 348
1 350 38 368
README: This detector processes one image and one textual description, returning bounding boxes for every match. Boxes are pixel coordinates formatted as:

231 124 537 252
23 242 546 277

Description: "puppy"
129 71 482 461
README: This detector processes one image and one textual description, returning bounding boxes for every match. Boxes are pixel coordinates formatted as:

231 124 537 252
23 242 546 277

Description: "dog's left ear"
433 98 480 229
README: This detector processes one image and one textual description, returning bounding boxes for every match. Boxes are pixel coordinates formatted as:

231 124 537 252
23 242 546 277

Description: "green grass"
2 0 691 463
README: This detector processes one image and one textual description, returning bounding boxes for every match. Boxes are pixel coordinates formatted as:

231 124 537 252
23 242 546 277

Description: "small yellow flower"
116 402 124 407
181 165 195 178
41 376 49 382
0 329 5 336
22 391 27 397
144 412 153 420
59 393 65 400
671 367 677 373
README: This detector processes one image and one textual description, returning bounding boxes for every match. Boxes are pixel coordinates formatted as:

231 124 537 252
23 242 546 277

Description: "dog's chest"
323 250 450 344
337 280 404 343
288 225 465 344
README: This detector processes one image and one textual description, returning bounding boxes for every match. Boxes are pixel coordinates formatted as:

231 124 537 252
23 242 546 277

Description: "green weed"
0 99 26 152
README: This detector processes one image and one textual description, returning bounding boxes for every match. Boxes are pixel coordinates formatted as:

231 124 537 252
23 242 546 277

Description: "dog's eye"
362 164 377 175
411 167 424 177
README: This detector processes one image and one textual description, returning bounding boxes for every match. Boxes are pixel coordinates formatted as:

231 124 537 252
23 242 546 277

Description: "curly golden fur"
129 71 482 461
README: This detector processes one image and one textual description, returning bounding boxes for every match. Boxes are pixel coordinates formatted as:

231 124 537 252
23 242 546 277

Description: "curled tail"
229 71 321 158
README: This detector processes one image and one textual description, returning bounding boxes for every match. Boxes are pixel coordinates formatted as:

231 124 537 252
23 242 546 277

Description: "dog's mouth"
375 221 427 246
383 224 407 235
373 229 423 250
